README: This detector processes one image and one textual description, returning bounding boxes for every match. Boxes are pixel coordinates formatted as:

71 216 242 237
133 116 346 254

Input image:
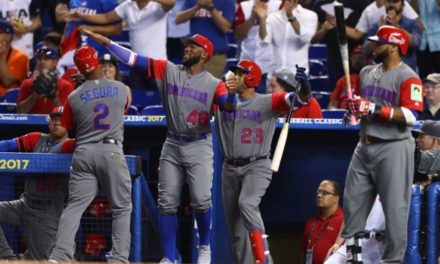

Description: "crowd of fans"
0 0 438 120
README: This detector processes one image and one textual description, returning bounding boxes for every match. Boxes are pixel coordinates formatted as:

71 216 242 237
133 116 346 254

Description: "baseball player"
83 30 236 264
342 25 423 263
0 106 75 260
324 196 386 264
216 60 311 264
48 45 132 263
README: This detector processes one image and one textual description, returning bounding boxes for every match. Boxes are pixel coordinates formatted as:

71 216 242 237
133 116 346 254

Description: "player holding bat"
216 61 310 264
338 21 424 263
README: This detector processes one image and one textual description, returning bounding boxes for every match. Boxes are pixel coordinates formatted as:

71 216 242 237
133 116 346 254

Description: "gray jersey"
24 134 69 202
66 79 128 145
215 93 287 159
153 61 222 134
359 63 423 140
418 149 440 174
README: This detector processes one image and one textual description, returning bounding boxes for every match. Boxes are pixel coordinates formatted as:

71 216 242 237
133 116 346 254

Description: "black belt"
27 198 53 206
167 131 207 143
361 136 393 145
103 138 118 144
225 155 270 167
214 51 225 55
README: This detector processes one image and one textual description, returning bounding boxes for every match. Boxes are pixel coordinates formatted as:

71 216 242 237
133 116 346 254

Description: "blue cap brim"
229 65 250 74
367 36 389 44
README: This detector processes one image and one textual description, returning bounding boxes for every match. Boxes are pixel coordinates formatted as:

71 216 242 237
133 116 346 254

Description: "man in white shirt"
0 0 42 58
347 0 418 40
69 0 175 89
259 0 318 73
234 0 282 93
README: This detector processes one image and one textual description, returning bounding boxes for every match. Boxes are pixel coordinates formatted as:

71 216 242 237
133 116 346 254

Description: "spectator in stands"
101 53 121 82
346 0 418 41
0 107 75 261
167 0 190 64
300 180 344 264
69 0 175 89
363 0 421 71
54 0 124 77
413 0 440 79
0 20 29 96
328 45 367 109
16 45 73 114
312 0 370 89
234 0 282 93
419 73 440 120
268 67 323 118
175 0 236 79
259 0 318 73
0 0 43 58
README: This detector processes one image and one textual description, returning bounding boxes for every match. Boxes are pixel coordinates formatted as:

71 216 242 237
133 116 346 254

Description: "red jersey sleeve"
293 98 323 118
214 81 228 103
149 59 168 80
17 78 33 104
16 132 42 152
330 77 344 101
271 92 289 112
61 139 76 153
57 79 74 105
61 100 75 130
399 77 424 111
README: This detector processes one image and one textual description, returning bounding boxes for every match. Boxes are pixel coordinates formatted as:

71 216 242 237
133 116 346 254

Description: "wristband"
206 4 215 11
374 105 393 121
288 17 296 23
226 93 237 106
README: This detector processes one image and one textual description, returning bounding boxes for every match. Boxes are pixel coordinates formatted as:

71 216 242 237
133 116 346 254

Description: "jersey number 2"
94 103 110 130
241 128 263 144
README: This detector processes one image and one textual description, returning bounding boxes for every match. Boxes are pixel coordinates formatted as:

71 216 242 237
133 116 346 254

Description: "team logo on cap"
389 33 406 45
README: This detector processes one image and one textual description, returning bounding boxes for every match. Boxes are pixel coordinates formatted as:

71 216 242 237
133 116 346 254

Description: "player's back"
67 78 128 145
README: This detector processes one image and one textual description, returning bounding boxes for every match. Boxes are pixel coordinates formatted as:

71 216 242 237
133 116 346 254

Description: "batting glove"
294 65 311 102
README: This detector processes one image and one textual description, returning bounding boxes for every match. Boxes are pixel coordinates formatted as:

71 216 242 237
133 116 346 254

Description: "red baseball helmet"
74 45 100 76
367 25 410 56
84 233 106 256
229 60 262 88
89 197 110 218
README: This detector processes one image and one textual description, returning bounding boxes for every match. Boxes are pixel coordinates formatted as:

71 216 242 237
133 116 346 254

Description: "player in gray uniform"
48 45 132 263
216 60 311 264
343 25 424 263
83 30 236 264
0 107 74 260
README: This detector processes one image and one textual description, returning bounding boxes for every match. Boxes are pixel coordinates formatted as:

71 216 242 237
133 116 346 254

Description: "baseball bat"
334 2 357 125
271 81 301 173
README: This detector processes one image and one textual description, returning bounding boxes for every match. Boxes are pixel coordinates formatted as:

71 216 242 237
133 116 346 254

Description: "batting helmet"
229 60 262 88
84 233 106 256
367 25 409 56
73 45 99 76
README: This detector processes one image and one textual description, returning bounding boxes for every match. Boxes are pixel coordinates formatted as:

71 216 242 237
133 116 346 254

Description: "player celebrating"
83 30 236 264
216 60 311 264
48 46 133 263
0 107 74 261
343 25 423 263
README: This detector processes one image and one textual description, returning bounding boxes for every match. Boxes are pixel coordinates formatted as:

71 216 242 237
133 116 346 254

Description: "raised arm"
68 10 121 25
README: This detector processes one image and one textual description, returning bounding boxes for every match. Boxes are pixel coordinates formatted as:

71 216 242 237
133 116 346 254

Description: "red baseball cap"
187 34 214 59
49 106 64 117
367 25 409 56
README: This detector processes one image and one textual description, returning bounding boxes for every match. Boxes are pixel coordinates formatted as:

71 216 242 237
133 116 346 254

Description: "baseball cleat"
197 245 211 264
